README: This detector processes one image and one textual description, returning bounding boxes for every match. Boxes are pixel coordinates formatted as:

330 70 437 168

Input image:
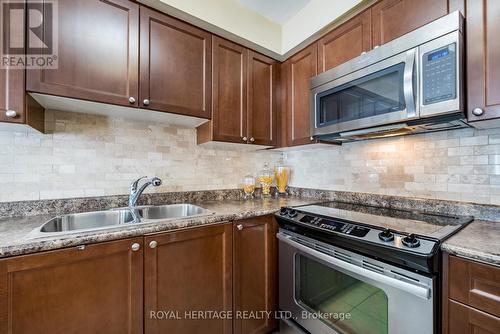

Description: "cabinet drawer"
448 300 500 334
449 255 500 317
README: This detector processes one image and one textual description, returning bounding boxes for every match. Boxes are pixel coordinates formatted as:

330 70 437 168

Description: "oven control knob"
279 207 289 216
402 234 421 248
288 209 298 218
378 229 394 242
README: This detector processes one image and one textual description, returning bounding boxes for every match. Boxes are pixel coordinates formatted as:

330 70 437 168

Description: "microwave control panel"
422 43 457 105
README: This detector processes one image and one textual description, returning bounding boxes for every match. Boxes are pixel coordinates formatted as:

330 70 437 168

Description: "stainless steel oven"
310 11 465 142
278 230 435 334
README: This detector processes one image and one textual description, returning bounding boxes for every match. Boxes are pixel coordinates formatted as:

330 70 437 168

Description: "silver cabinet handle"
143 99 150 106
360 51 367 56
76 245 86 251
310 136 315 141
5 110 17 118
128 97 136 104
249 137 255 142
374 45 380 49
472 108 484 116
242 137 248 142
149 240 158 249
131 243 141 251
236 224 244 231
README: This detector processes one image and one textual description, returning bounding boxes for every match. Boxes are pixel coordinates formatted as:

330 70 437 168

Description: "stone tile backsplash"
2 109 500 206
0 110 279 203
285 127 500 205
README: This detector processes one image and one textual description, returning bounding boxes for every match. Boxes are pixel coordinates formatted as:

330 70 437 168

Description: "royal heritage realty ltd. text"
150 310 352 321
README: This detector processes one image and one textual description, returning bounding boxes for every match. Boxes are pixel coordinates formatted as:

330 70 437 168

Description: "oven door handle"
403 48 417 118
277 233 431 300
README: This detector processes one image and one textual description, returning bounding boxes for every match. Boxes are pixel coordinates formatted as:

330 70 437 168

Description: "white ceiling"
237 0 311 24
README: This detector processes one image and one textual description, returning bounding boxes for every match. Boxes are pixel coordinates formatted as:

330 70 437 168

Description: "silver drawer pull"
5 110 17 118
236 224 244 231
472 108 484 116
131 243 141 251
149 240 158 249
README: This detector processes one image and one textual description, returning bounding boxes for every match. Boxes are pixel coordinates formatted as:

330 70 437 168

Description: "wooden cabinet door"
285 44 318 146
144 224 233 334
140 7 212 118
233 216 277 334
212 37 248 143
372 0 448 46
448 300 500 334
466 0 500 121
318 9 372 73
448 255 500 317
247 51 278 146
26 0 139 107
0 238 144 334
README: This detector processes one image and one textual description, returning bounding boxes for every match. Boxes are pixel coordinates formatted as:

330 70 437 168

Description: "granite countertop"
441 220 500 266
0 197 318 259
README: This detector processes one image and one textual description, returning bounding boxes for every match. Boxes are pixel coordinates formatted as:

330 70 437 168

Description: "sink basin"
39 209 139 233
137 204 213 220
32 204 213 236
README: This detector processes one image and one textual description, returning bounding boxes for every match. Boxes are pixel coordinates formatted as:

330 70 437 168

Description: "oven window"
295 254 388 334
316 62 406 127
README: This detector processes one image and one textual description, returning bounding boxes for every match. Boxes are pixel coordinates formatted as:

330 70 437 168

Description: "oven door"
311 48 418 137
278 231 435 334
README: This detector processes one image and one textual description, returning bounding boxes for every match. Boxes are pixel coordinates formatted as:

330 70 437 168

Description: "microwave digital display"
428 48 449 61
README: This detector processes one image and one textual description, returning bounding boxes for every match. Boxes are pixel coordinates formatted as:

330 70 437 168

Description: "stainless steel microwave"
310 11 466 142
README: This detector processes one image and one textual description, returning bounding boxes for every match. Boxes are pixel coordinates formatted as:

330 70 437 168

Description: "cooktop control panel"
277 207 438 255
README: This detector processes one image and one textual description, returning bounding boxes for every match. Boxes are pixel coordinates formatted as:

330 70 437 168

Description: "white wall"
144 0 363 56
281 0 363 53
151 0 282 54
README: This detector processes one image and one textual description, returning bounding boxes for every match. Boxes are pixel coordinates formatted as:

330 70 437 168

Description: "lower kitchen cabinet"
0 218 278 334
0 237 144 334
144 223 233 334
442 253 500 334
233 216 278 334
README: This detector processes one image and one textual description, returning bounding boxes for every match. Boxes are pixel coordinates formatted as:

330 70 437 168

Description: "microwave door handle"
277 233 431 300
404 48 417 118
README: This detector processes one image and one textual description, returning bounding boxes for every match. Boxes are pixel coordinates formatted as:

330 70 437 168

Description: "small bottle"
257 163 274 197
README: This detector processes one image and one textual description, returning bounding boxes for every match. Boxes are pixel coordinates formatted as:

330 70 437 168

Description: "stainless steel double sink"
36 204 213 235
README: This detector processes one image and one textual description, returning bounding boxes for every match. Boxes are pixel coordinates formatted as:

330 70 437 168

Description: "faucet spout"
129 176 162 207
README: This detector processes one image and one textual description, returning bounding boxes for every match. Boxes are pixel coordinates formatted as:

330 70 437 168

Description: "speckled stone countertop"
0 197 318 259
441 220 500 266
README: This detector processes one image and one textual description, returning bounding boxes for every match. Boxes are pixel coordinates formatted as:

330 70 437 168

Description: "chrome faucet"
129 176 162 207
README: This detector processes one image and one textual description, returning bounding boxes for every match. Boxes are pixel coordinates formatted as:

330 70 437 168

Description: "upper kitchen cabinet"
197 37 248 144
140 7 212 118
0 238 144 334
1 66 45 132
26 0 140 107
284 44 318 147
371 0 448 46
466 0 500 122
247 51 278 146
144 224 233 334
318 9 372 73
